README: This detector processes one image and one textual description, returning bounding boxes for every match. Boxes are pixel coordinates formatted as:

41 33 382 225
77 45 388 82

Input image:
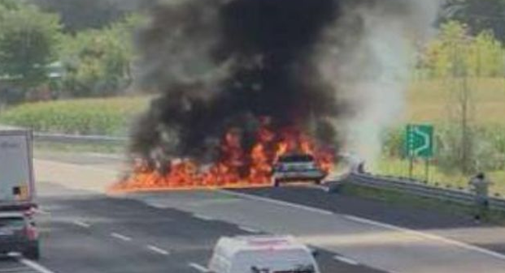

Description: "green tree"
466 31 504 77
424 21 471 78
59 14 142 97
0 2 62 87
423 21 505 79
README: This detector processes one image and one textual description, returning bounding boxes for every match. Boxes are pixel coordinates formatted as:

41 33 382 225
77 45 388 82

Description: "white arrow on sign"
413 127 431 156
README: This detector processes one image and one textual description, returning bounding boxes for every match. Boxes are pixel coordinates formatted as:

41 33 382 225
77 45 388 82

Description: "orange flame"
111 121 335 193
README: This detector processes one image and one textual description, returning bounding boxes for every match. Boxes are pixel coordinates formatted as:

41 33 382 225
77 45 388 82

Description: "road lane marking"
146 245 169 255
111 232 132 242
0 267 30 272
193 214 214 221
188 263 208 272
19 258 56 273
37 209 50 216
343 214 505 262
72 220 91 228
221 190 333 216
238 225 260 233
86 153 124 160
224 189 505 262
334 255 359 266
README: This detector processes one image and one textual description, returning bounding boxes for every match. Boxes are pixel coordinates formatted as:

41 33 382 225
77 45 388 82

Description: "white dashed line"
238 225 260 233
193 214 214 221
72 220 91 228
188 263 208 272
146 245 170 256
334 255 359 266
19 258 56 273
110 232 132 242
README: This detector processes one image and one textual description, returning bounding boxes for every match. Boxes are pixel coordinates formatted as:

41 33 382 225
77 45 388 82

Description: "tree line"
2 0 505 105
0 1 141 105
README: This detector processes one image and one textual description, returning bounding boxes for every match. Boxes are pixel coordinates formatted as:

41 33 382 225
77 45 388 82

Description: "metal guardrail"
347 172 505 212
33 132 128 146
24 131 505 212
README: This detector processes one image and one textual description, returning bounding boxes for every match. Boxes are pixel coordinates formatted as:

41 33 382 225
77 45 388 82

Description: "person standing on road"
469 173 492 221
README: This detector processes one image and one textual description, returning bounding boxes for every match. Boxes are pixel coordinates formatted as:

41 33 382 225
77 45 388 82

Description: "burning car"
271 153 327 187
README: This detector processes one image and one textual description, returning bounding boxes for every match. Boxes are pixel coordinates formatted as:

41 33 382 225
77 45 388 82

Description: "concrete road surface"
9 151 505 273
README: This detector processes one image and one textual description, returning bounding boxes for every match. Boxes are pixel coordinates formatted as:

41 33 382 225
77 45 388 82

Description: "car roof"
215 235 309 258
0 211 25 218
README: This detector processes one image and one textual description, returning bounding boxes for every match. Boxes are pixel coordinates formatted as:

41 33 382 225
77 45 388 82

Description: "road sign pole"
409 155 414 180
424 159 430 183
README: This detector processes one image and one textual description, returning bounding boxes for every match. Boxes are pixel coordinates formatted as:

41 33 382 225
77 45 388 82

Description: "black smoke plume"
130 0 440 171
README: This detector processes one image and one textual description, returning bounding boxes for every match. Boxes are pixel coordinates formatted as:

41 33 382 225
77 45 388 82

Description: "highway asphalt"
0 181 385 273
2 151 505 272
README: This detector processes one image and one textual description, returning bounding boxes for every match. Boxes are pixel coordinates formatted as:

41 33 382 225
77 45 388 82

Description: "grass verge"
341 183 505 224
376 157 505 198
0 96 149 136
34 140 127 154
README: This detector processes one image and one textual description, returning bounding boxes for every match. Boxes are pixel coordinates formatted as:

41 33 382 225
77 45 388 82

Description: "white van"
208 235 321 273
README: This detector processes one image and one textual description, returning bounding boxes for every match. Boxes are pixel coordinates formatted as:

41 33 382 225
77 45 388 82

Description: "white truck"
0 129 36 208
0 129 40 259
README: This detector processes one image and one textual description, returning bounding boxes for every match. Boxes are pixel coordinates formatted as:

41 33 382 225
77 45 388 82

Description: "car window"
279 155 315 163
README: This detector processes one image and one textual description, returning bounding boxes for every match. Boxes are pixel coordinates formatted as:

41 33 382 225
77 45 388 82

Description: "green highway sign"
406 124 434 158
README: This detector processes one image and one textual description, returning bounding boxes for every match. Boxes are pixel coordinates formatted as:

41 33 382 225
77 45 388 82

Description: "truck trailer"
0 129 40 259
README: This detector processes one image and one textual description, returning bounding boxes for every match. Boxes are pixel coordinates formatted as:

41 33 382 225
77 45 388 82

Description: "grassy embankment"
379 78 505 196
0 96 149 136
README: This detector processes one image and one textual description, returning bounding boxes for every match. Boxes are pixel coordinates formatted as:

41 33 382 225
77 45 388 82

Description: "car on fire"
0 210 40 260
271 154 327 187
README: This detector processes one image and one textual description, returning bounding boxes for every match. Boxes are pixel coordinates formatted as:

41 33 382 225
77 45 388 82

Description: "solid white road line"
19 258 56 273
72 220 91 228
188 263 208 272
110 232 132 242
334 255 360 266
146 245 170 256
343 214 505 262
238 225 260 233
85 153 124 160
221 190 333 216
193 214 214 221
224 189 505 262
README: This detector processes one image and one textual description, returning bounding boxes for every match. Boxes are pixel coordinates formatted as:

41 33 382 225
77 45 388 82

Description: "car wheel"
24 244 40 260
314 179 322 185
